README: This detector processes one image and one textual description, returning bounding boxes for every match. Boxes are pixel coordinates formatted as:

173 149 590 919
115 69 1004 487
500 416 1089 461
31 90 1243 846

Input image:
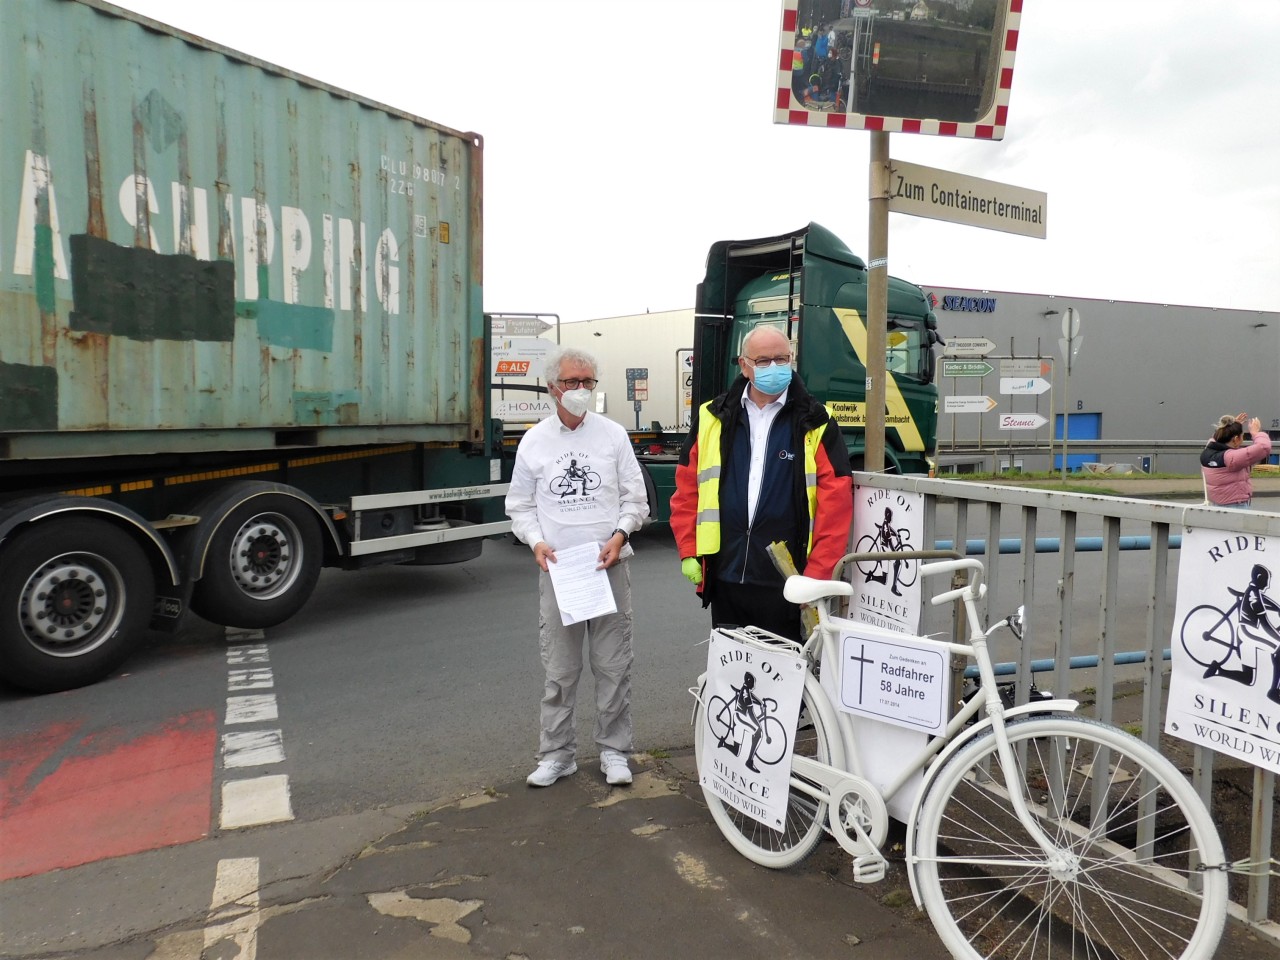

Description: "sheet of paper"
546 541 618 625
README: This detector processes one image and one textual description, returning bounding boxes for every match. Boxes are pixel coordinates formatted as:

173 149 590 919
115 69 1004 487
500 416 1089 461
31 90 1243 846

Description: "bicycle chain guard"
827 775 890 861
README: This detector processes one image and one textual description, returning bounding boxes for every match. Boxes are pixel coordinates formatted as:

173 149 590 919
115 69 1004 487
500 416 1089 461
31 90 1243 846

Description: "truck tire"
190 494 323 629
0 518 154 693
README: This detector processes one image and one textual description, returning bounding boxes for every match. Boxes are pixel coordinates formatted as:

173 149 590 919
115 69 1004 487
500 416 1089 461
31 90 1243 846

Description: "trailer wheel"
191 494 323 629
0 519 154 693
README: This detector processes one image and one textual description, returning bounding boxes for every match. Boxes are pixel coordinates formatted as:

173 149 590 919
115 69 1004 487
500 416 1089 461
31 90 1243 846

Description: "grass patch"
941 470 1206 497
882 888 915 909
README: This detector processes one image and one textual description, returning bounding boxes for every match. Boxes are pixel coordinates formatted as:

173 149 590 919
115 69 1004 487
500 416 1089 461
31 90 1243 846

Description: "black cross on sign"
848 643 874 705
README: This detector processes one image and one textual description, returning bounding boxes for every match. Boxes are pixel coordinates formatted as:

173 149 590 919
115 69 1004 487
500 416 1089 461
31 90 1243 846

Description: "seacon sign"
939 295 997 312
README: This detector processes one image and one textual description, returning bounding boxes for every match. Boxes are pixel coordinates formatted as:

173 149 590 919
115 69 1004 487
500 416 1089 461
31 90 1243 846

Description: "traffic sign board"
944 395 998 414
489 316 552 337
941 359 993 378
998 413 1047 430
887 159 1048 239
999 377 1051 395
943 337 996 357
999 358 1051 379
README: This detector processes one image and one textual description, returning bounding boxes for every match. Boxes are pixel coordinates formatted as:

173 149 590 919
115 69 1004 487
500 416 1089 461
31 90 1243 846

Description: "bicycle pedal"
851 855 886 884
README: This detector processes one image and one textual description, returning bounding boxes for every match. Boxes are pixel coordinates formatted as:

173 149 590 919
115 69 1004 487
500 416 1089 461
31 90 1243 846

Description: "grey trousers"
536 560 634 763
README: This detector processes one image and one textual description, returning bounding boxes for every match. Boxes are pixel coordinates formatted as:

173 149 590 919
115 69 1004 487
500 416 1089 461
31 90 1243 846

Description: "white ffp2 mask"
559 388 592 417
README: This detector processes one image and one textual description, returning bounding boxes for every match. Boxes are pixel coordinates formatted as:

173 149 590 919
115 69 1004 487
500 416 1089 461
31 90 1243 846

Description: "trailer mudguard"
175 480 343 585
0 494 181 586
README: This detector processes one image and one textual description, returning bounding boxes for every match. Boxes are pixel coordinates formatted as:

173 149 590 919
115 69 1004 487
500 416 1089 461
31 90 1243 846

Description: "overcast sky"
108 0 1279 320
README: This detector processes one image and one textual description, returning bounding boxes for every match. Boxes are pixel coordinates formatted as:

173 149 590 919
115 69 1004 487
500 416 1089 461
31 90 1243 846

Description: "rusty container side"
0 0 484 459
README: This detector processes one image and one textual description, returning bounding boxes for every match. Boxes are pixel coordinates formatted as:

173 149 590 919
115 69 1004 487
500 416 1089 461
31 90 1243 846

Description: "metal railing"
854 473 1280 937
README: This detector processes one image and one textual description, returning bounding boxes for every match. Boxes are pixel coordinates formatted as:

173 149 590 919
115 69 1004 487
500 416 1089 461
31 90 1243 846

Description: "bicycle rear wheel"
914 715 1226 960
695 680 836 869
1179 604 1234 669
853 534 880 579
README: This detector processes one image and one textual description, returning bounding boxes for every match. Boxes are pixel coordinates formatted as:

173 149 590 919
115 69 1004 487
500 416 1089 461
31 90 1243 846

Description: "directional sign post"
888 159 1047 239
941 359 993 378
999 377 1051 396
1000 358 1052 379
490 315 554 337
943 337 996 357
944 395 998 414
998 413 1047 430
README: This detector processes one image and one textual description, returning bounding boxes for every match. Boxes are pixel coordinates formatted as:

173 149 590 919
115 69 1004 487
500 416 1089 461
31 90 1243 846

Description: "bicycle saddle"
784 576 854 604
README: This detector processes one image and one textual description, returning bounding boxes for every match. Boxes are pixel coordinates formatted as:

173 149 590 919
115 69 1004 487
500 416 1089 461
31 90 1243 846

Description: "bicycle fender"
904 699 1079 909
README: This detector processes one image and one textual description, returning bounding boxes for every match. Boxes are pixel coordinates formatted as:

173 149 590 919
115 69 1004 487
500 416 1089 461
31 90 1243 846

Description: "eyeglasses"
557 378 598 390
742 355 792 368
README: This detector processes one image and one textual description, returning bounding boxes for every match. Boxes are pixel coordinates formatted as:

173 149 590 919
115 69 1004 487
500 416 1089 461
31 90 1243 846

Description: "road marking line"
228 668 274 690
205 856 261 959
223 729 285 767
221 775 293 828
226 694 278 724
227 643 270 664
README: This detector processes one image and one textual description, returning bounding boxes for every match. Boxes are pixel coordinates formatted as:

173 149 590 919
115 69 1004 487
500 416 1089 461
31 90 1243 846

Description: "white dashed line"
220 775 293 829
219 638 294 829
226 694 278 724
228 668 274 690
223 729 286 767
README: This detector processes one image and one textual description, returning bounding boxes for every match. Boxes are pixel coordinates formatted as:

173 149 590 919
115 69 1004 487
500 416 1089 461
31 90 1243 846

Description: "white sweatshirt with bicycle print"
505 412 649 558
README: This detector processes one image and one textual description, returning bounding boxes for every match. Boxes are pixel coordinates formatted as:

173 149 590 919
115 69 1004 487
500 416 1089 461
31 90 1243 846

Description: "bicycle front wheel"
695 681 836 869
754 715 788 766
914 715 1226 960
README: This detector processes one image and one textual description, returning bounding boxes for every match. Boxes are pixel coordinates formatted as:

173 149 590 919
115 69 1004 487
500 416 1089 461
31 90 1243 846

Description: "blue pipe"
934 535 1183 555
962 648 1172 679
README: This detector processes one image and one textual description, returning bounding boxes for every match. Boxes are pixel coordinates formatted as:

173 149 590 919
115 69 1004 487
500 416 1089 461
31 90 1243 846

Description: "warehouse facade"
557 291 1279 474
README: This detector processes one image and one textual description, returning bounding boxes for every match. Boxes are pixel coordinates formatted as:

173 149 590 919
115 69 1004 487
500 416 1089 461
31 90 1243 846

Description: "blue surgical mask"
752 361 792 396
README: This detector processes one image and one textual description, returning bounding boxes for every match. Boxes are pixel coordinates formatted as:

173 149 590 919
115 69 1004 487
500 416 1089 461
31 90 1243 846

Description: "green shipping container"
0 0 485 459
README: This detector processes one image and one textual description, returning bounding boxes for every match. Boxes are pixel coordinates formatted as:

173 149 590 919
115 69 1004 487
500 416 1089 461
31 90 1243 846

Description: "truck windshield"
886 316 930 382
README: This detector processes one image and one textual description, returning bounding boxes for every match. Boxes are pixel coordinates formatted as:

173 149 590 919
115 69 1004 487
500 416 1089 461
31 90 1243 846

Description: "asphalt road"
2 499 1270 956
0 524 715 956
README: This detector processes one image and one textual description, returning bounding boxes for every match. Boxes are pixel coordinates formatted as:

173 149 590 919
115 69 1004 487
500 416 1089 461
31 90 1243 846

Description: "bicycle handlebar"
923 558 985 606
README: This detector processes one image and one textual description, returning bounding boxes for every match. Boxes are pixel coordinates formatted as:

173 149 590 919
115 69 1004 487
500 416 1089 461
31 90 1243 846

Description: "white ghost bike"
692 557 1227 960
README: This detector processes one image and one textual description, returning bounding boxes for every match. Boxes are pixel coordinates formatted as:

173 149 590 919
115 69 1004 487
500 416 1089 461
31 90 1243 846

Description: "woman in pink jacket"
1201 414 1273 508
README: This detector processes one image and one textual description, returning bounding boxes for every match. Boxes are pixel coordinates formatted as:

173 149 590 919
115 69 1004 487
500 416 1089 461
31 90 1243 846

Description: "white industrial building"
510 292 1278 474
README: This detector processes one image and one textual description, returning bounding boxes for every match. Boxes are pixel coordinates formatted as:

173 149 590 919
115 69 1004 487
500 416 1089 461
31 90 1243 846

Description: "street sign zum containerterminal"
888 159 1047 239
941 359 993 378
944 395 997 414
943 337 995 357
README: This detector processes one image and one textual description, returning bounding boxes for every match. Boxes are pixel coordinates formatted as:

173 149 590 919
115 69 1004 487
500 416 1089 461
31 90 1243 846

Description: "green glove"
681 557 703 585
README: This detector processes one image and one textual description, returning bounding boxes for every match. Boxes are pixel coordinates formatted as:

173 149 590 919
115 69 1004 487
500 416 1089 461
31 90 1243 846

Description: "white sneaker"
526 759 577 787
600 750 632 786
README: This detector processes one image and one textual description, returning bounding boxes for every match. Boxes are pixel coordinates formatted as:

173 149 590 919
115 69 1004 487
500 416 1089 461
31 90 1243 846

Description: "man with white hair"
505 347 649 788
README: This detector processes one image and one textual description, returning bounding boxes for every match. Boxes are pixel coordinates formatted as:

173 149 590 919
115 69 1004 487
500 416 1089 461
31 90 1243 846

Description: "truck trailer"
0 0 510 692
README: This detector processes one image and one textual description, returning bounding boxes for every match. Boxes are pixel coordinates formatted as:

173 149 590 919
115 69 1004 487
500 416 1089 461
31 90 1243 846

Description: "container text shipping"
4 148 460 318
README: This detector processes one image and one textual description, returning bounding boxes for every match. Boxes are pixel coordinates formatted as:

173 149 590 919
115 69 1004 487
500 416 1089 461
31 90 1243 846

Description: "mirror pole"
866 131 890 473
